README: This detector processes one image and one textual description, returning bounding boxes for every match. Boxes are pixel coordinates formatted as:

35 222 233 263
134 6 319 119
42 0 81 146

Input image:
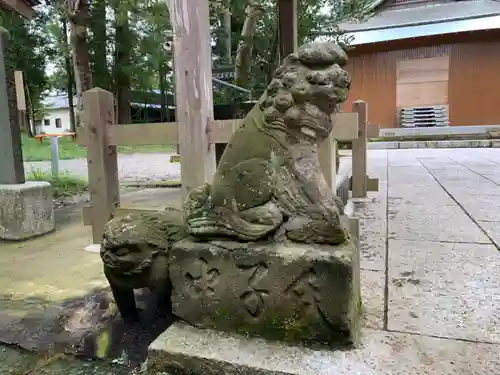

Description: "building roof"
341 0 500 31
340 0 500 45
42 94 69 110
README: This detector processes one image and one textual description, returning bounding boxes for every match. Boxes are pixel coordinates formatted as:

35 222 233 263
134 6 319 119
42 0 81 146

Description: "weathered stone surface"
0 181 54 240
184 41 351 245
169 238 360 347
148 323 500 375
388 240 500 343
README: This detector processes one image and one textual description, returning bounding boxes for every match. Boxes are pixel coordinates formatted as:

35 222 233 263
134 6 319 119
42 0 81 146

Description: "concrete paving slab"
361 270 385 330
476 221 500 248
388 203 491 243
359 228 385 271
452 194 500 222
388 191 455 207
388 240 500 343
148 323 500 375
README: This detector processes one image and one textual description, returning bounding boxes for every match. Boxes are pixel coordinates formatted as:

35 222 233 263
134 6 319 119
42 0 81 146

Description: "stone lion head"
100 210 186 278
259 41 351 144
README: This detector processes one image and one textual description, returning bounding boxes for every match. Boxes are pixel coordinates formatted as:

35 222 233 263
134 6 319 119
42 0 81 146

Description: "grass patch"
21 134 176 162
27 169 88 198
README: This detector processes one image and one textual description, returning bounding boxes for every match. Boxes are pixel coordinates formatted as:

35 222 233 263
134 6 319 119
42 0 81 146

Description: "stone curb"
368 139 500 150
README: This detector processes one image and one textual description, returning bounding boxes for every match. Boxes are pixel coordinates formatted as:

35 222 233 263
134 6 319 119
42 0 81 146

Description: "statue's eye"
115 247 129 256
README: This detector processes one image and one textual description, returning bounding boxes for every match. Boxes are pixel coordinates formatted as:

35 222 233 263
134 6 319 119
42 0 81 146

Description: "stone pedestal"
0 182 54 240
169 238 361 347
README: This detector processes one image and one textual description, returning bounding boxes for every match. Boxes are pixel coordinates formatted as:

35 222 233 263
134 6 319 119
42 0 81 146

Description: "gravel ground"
24 153 181 183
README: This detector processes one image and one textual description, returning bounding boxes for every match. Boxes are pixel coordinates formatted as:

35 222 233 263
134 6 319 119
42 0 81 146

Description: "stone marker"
170 238 360 347
0 27 25 185
0 181 54 240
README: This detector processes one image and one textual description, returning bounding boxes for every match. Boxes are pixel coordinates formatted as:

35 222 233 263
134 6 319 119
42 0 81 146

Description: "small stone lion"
100 209 187 323
185 41 351 245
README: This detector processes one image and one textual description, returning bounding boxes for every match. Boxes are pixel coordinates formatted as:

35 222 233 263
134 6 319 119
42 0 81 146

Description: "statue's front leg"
104 268 140 324
274 166 347 245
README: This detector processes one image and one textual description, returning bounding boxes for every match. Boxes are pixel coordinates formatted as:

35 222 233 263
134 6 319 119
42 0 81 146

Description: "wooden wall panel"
344 52 396 129
345 45 450 128
346 38 500 128
396 56 449 108
448 41 500 126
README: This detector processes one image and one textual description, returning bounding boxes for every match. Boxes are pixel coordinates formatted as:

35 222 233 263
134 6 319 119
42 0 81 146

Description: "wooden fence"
78 88 378 244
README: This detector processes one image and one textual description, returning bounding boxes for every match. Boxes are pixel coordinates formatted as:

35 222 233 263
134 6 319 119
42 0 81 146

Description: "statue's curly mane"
100 210 186 276
259 42 351 142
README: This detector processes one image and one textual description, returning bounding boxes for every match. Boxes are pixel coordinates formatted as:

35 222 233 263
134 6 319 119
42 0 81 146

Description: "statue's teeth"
300 127 316 138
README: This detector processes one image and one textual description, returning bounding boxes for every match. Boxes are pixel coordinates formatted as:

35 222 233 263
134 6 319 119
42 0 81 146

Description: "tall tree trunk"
61 16 76 132
90 0 111 90
159 61 167 122
234 0 263 88
113 5 132 125
224 0 232 64
67 0 92 127
266 25 280 84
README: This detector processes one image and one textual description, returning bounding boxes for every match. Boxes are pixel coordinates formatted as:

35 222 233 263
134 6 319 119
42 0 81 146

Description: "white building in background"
34 94 73 135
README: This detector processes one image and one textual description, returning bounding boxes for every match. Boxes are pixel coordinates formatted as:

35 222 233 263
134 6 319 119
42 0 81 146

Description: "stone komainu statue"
100 210 186 323
100 41 352 324
185 41 351 245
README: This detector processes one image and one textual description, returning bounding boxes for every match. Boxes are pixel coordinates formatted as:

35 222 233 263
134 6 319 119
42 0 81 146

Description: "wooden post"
82 88 119 244
278 0 298 62
352 100 368 198
168 0 216 198
14 70 29 135
318 133 337 190
0 28 25 185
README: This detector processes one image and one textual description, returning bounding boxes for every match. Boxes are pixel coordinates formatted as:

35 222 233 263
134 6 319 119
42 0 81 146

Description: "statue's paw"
187 204 283 241
283 216 347 245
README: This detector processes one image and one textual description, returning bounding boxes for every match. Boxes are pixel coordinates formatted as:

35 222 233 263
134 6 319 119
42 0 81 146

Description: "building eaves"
340 0 500 32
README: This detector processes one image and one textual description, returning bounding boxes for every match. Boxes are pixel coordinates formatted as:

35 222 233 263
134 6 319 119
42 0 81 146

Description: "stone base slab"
148 323 500 375
0 182 54 240
169 238 360 347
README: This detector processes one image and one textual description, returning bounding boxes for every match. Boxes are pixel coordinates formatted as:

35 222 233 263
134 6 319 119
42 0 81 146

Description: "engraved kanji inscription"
285 269 332 326
185 257 220 297
238 263 269 319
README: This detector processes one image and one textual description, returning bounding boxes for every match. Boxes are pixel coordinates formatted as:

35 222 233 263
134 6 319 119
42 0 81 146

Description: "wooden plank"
0 28 24 184
367 124 380 139
14 70 26 110
82 88 120 243
318 132 337 189
278 0 298 61
169 0 216 197
396 81 448 108
0 0 36 19
397 56 449 84
333 112 358 141
78 113 359 147
352 100 368 198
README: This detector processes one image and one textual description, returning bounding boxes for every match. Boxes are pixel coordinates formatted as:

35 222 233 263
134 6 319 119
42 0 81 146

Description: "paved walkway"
353 148 500 373
5 147 500 373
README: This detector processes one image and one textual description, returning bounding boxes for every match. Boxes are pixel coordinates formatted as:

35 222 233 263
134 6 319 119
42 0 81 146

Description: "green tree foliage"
0 8 54 112
3 0 371 123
